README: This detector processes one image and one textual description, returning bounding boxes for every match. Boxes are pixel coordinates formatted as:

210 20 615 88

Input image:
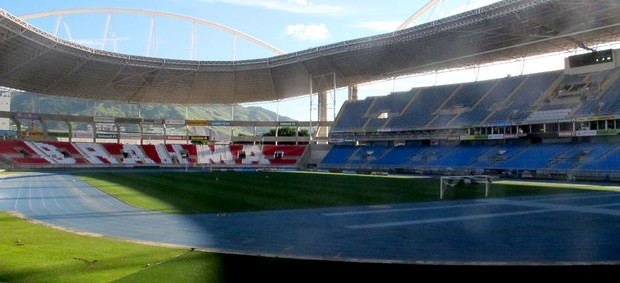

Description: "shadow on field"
69 170 620 275
217 254 614 281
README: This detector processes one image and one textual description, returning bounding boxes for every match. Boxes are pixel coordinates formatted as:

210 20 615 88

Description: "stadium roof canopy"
1 0 620 105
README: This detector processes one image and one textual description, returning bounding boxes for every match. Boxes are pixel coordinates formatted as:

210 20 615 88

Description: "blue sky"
1 0 573 121
1 0 502 59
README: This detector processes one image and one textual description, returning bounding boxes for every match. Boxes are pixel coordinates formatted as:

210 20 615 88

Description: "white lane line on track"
346 195 620 229
322 202 487 216
519 192 620 203
327 192 620 217
347 208 553 229
59 177 90 215
27 177 44 216
49 180 71 216
39 185 46 210
14 179 24 211
482 198 620 217
28 183 33 212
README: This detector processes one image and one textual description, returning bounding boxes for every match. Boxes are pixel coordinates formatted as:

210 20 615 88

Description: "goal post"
439 175 494 199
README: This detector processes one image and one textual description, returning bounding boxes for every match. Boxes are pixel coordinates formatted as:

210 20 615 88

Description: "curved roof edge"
1 0 620 105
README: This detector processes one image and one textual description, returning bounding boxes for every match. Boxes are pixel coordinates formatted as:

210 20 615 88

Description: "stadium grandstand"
0 0 620 184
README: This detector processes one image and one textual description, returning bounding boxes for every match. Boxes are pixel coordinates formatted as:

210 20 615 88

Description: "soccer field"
2 170 619 282
74 170 600 214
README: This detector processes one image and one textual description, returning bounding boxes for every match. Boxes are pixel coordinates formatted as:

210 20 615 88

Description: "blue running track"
2 172 620 265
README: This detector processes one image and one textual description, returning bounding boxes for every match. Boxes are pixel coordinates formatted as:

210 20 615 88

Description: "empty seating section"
332 99 373 132
368 146 424 168
0 141 35 155
576 143 613 164
74 142 118 164
451 76 525 126
196 144 236 164
561 73 588 85
101 143 124 157
573 69 620 115
469 145 502 168
321 141 620 173
512 71 560 109
163 144 192 164
179 144 198 163
120 144 155 164
596 78 620 114
0 141 306 167
155 144 173 164
262 145 305 157
237 145 269 165
46 141 81 155
25 141 77 164
364 93 413 131
425 145 488 168
182 144 197 156
339 146 367 167
320 145 357 166
141 144 162 163
46 141 87 164
428 114 456 129
573 99 601 116
0 141 57 164
342 146 389 167
387 85 457 130
538 103 576 111
406 146 454 168
428 80 495 128
368 92 413 115
588 68 615 83
493 143 571 170
364 118 388 131
446 83 486 109
578 143 620 172
0 141 22 154
228 144 244 164
548 144 592 170
524 108 572 123
333 71 577 131
486 72 559 123
444 80 496 113
570 69 617 115
323 67 620 176
11 157 50 164
262 145 305 165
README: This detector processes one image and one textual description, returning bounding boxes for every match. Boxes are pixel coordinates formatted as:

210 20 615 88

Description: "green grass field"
0 211 224 283
1 170 611 282
73 171 595 213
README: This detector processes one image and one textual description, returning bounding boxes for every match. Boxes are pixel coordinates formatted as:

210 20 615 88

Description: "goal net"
439 175 494 199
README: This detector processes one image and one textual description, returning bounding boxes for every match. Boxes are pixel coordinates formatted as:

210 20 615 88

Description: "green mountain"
9 92 295 141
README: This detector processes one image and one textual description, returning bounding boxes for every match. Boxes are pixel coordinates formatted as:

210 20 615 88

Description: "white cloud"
199 0 342 14
285 23 330 41
354 21 402 32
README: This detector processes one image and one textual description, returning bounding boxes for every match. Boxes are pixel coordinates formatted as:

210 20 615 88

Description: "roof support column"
316 90 329 139
310 72 336 144
11 115 21 136
65 120 72 143
348 85 358 101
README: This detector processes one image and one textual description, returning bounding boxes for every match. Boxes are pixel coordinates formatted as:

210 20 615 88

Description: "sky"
0 0 583 121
